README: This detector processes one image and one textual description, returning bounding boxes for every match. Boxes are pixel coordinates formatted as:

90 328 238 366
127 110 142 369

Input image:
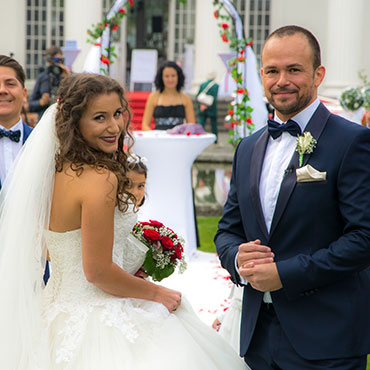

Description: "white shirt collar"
273 98 320 133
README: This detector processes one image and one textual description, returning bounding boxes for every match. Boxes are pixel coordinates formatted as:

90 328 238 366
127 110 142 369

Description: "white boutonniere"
296 132 317 167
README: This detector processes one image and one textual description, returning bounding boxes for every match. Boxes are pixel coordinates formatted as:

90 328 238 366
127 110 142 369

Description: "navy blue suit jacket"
215 103 370 360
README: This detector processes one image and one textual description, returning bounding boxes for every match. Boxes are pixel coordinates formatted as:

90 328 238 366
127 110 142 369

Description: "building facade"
0 0 369 98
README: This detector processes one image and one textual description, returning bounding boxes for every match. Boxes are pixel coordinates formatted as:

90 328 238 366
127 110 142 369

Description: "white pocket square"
296 164 327 182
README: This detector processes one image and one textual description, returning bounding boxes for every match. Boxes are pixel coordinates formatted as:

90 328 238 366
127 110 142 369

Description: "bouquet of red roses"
131 220 187 281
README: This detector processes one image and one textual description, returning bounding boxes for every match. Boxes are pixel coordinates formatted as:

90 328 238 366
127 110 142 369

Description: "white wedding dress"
42 207 248 370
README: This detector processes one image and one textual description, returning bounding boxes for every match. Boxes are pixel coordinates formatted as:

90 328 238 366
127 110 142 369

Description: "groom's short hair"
0 55 26 87
263 25 321 70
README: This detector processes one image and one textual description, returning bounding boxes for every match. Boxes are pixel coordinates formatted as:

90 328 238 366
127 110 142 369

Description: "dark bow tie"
0 128 21 143
267 119 302 139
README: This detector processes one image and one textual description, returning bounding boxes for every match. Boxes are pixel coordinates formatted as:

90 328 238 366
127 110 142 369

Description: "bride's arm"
78 169 181 312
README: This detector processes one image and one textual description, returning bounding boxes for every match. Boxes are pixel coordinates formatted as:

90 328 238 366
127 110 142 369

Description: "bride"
0 73 248 369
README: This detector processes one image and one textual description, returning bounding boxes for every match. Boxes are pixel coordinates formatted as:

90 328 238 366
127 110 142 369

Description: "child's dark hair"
127 155 147 178
127 154 147 207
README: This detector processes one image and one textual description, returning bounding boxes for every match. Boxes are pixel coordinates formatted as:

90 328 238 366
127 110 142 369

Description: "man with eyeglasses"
28 45 70 120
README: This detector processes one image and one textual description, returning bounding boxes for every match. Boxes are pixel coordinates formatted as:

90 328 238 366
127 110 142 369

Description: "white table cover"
133 131 216 259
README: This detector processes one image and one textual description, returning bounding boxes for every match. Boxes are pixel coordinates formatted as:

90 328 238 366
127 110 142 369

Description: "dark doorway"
126 0 169 88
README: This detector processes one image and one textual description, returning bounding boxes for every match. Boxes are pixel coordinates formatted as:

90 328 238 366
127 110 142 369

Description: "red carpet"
126 91 154 131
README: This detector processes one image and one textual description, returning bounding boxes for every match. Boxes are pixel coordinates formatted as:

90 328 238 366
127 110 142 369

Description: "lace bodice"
42 207 165 364
44 208 146 302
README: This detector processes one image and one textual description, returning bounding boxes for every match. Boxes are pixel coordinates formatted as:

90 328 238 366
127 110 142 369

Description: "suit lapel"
22 121 32 144
269 103 331 237
250 129 269 239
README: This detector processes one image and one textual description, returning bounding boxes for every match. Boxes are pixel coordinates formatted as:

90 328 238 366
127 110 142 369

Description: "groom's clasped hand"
237 240 282 292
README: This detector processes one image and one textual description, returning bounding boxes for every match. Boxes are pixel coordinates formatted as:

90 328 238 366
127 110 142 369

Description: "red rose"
246 40 253 47
161 236 174 250
129 0 134 6
221 33 228 43
174 245 182 259
236 88 245 94
112 24 119 31
143 229 161 242
100 56 110 65
228 109 234 115
119 8 126 13
213 10 219 19
149 220 163 228
186 132 191 136
238 56 245 62
95 43 101 46
246 118 253 124
221 23 229 29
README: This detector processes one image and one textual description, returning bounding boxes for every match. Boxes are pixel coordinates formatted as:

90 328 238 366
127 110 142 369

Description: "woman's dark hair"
54 73 134 212
154 61 185 92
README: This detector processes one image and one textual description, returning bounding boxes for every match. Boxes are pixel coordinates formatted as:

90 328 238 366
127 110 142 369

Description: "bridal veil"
0 104 58 369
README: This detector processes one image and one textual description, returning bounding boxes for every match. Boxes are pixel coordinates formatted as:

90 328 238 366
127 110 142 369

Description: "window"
174 0 195 63
235 0 270 68
25 0 64 79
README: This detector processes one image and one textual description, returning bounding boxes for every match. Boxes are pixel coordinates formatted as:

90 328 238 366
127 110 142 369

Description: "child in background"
126 154 147 208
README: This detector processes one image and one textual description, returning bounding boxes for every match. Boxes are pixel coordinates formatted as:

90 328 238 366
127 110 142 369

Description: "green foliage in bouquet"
143 249 176 282
132 220 187 282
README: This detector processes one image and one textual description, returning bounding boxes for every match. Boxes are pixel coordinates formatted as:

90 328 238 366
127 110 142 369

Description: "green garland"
86 2 133 74
213 1 254 147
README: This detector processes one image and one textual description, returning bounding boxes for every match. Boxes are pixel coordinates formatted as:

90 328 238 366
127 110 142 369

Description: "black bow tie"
0 128 21 143
267 119 302 139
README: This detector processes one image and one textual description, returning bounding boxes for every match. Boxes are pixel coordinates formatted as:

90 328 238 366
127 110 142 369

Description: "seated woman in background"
141 61 195 130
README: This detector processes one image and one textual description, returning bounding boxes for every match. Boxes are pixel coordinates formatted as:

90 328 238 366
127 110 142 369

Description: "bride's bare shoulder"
55 164 118 198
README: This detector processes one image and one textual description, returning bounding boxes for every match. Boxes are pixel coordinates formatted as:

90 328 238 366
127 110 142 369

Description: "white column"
64 0 102 73
322 0 364 97
167 0 176 61
193 0 230 93
0 1 26 65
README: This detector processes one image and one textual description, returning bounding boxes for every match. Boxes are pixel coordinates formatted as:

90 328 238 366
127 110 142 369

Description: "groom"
0 55 32 190
215 25 370 369
0 55 49 284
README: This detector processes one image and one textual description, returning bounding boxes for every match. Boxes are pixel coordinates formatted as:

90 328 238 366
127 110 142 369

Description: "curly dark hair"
154 61 185 92
54 73 134 212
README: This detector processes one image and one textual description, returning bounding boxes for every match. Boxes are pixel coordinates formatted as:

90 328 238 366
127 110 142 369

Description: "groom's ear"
314 65 325 88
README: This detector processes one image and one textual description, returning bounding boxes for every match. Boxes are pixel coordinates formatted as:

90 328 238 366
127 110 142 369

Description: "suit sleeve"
277 128 370 300
215 142 247 285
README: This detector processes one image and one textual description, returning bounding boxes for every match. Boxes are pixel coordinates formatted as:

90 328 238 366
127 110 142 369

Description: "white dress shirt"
237 98 320 303
0 119 23 184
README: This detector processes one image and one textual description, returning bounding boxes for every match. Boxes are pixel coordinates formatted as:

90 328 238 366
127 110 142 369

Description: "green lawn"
197 217 370 368
197 216 219 253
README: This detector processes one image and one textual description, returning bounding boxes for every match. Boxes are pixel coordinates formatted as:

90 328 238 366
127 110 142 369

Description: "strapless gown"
42 209 248 369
